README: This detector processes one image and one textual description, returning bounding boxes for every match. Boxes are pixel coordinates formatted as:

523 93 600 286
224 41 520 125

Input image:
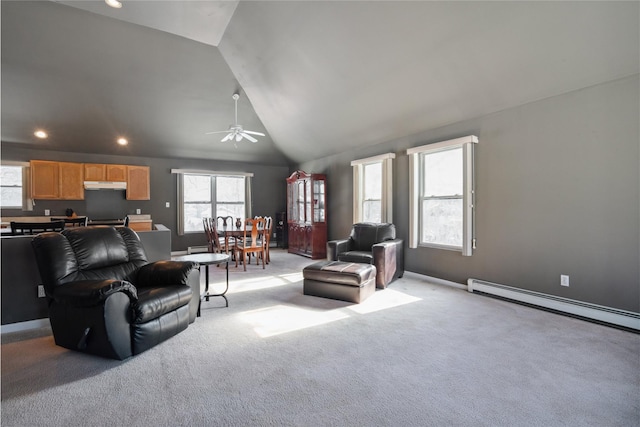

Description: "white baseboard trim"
468 278 640 331
1 318 49 334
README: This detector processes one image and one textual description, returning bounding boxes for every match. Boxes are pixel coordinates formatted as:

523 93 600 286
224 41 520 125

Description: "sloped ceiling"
2 1 638 166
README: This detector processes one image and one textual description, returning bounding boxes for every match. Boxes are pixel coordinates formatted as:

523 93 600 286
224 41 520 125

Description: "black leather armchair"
327 223 404 289
32 226 200 360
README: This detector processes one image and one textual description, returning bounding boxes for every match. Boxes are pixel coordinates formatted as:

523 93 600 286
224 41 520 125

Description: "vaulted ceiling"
2 1 638 166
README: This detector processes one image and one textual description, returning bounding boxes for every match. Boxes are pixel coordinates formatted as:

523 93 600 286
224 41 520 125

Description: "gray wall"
298 75 639 313
0 148 289 251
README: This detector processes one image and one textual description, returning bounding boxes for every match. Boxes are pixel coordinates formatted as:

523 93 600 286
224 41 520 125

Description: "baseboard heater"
467 278 640 331
187 246 209 254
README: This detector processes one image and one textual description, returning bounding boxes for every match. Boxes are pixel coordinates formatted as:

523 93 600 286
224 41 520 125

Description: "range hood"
84 181 127 190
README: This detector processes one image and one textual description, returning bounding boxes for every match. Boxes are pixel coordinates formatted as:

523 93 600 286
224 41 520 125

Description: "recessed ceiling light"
105 0 122 9
34 130 48 139
117 138 128 146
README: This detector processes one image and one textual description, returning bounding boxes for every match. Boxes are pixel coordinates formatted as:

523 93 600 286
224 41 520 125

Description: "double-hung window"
407 136 477 256
173 169 252 234
0 162 32 210
351 153 395 223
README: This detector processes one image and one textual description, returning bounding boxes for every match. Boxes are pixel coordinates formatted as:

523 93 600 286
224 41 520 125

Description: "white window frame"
172 169 253 235
407 135 477 256
0 161 33 211
351 153 395 223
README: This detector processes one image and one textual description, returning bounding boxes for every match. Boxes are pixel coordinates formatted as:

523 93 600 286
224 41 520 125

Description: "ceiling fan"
206 93 265 144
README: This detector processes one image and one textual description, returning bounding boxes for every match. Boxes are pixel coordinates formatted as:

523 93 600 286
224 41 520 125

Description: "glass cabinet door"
305 179 312 223
297 180 305 223
313 178 325 223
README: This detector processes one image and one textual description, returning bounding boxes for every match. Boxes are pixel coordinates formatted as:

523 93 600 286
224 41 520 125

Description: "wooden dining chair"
216 215 237 253
235 217 266 271
255 216 273 264
11 220 65 235
202 217 224 253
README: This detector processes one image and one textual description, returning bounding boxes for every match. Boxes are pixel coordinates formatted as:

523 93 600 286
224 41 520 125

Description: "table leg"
202 261 229 308
205 264 210 302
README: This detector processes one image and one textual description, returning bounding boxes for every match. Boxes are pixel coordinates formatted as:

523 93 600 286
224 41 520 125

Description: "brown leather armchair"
327 223 404 289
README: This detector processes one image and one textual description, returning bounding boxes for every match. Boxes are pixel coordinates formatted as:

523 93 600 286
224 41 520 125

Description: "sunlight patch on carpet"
238 305 349 338
347 289 422 314
238 289 422 337
227 273 302 294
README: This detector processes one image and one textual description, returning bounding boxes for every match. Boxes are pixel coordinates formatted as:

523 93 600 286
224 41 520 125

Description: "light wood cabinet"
31 160 60 199
32 161 150 201
58 162 84 200
84 163 106 181
31 160 84 200
106 164 127 182
127 166 150 200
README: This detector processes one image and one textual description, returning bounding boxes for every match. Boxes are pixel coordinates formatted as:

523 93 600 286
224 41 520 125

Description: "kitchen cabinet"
106 164 127 182
127 166 150 200
58 162 84 200
84 163 106 181
31 160 84 200
31 160 59 199
286 170 327 259
32 161 150 200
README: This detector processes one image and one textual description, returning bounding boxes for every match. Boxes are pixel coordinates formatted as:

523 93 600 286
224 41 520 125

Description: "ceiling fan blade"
240 132 258 143
243 130 265 136
221 133 233 142
206 130 230 135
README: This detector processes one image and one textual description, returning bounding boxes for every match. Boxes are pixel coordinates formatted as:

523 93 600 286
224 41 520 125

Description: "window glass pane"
421 198 463 247
184 175 210 202
363 162 382 199
423 148 462 197
217 176 245 202
1 188 22 207
1 166 22 185
184 203 211 232
363 200 381 223
1 165 23 207
217 204 244 220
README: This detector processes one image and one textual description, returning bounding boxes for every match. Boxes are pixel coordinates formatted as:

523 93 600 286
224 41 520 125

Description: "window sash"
177 173 250 235
0 163 32 210
351 153 394 224
408 136 477 256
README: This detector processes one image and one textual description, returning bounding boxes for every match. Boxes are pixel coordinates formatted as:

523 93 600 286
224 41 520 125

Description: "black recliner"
32 226 200 360
327 223 404 289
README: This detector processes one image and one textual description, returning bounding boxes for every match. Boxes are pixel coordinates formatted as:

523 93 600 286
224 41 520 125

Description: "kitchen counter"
1 214 153 232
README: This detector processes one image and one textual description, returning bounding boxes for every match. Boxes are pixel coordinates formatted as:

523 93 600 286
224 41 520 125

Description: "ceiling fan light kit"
206 93 265 145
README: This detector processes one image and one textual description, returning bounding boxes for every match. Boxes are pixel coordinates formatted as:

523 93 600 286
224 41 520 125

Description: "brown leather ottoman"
303 261 376 303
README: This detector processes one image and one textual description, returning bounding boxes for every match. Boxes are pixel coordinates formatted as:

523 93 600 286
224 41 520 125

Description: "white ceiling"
2 1 638 166
55 0 239 47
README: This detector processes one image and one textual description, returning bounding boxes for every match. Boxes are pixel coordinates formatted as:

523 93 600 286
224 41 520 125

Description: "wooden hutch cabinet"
286 170 327 259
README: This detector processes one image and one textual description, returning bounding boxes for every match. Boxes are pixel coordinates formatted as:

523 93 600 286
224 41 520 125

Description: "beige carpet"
2 249 639 426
